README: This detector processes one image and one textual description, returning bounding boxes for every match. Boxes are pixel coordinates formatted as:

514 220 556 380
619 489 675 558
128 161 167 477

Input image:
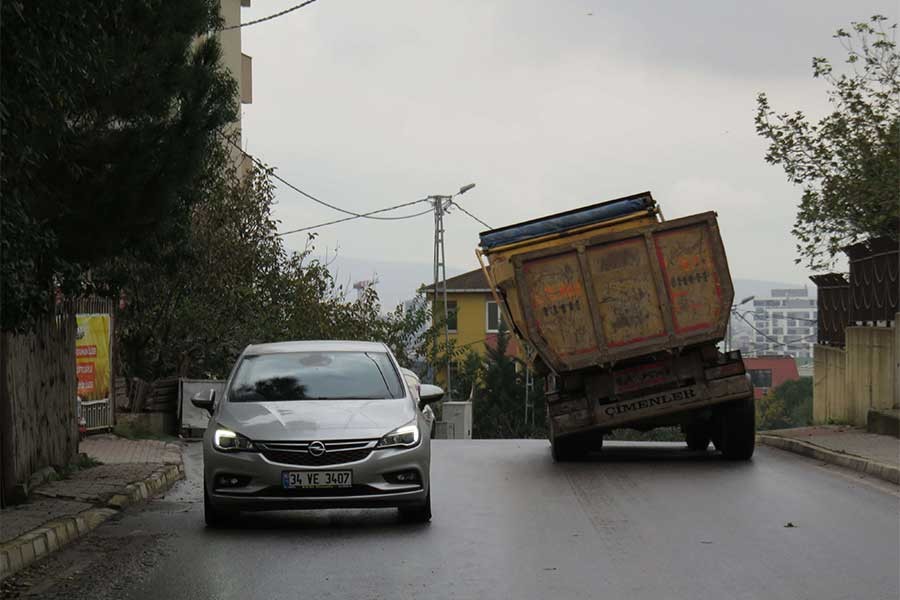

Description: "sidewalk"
0 435 184 581
758 426 899 484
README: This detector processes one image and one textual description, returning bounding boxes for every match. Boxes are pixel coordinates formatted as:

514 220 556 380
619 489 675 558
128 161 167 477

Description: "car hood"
216 398 416 442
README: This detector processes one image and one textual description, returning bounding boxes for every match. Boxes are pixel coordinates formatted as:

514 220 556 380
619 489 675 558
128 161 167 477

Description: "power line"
220 0 321 31
450 200 491 229
732 311 818 349
221 135 434 222
278 202 432 236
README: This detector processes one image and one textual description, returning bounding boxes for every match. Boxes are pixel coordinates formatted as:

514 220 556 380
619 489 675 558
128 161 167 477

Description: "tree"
114 137 434 380
114 138 286 379
1 0 237 330
472 324 547 438
756 377 813 430
755 15 899 270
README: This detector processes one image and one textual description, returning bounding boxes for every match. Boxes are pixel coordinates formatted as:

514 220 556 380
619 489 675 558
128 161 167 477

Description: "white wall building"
218 0 253 167
741 288 817 361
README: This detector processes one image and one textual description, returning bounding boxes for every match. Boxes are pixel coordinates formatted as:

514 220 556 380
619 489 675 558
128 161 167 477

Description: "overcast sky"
238 1 897 304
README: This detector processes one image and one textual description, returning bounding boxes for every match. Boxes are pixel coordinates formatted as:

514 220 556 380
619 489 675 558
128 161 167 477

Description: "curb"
758 434 900 485
0 462 184 582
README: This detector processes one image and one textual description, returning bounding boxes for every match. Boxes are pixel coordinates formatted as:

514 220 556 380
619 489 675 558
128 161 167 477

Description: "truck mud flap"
550 375 753 434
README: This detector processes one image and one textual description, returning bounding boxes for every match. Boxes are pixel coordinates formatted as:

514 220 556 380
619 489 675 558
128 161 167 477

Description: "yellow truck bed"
478 192 734 373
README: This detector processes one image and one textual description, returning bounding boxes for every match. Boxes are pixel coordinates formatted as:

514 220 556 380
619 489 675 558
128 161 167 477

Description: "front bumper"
204 439 430 511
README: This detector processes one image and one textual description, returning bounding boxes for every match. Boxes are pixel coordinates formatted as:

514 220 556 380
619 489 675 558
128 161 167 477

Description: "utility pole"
431 194 451 398
429 183 477 400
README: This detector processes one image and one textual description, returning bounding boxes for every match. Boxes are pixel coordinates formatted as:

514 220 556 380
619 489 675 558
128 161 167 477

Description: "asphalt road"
4 440 899 600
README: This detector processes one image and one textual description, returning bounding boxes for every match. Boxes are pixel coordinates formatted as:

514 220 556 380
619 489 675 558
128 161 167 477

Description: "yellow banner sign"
76 314 111 400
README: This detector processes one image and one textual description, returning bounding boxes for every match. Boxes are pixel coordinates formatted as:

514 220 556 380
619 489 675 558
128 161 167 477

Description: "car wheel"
204 480 235 528
399 491 432 523
717 397 756 461
684 423 711 451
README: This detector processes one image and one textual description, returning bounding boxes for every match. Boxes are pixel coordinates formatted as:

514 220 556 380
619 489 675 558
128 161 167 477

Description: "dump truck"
477 191 755 461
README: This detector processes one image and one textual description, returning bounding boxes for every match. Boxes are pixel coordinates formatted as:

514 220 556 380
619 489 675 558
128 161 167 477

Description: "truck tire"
717 397 755 460
684 424 711 451
551 436 585 462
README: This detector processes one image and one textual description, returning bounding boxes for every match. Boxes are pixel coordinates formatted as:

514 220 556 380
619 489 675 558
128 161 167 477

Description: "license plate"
282 470 352 489
613 360 674 393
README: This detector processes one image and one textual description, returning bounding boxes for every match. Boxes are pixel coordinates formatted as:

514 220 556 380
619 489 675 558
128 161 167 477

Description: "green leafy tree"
115 139 434 380
755 15 899 270
1 0 237 330
756 377 813 430
472 325 547 438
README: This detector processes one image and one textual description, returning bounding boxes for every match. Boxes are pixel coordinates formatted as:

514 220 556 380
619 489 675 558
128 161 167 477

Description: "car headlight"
376 420 420 449
213 427 256 452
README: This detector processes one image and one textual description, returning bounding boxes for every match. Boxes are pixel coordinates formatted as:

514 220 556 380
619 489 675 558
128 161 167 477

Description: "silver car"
191 340 444 526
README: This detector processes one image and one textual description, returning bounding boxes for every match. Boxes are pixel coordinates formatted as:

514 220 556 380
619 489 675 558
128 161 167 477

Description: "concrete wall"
895 313 900 410
814 321 898 426
813 345 847 424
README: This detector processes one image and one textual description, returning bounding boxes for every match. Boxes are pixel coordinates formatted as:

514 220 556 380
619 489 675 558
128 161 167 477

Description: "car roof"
243 340 390 356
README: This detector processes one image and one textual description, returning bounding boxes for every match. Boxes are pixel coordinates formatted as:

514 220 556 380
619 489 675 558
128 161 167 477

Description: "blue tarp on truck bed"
478 191 655 250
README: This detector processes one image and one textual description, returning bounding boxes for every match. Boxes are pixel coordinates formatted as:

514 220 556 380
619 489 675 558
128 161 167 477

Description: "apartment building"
745 288 818 361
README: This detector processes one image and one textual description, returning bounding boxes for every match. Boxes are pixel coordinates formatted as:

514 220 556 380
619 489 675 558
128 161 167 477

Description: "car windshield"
228 351 404 402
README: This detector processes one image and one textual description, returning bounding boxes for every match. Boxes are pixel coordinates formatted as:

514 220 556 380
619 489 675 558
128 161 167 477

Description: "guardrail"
81 398 112 432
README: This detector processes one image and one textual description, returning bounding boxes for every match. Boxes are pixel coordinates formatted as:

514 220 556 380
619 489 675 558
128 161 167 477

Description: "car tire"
684 424 711 451
717 397 756 461
204 481 235 528
399 491 432 523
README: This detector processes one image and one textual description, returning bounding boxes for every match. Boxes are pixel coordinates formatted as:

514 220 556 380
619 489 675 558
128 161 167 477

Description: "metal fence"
811 237 898 347
810 273 850 347
846 237 898 325
80 398 113 432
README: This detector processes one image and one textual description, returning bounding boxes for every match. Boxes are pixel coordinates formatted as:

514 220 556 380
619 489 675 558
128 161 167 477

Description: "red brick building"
743 356 800 399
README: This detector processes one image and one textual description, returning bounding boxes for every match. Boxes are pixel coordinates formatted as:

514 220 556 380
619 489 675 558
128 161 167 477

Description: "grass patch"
56 453 103 479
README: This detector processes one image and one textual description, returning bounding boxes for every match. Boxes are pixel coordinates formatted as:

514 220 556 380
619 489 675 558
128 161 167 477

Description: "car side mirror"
191 389 216 415
419 384 444 409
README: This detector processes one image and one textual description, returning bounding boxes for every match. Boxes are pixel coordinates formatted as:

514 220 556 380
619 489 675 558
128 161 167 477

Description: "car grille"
256 439 377 467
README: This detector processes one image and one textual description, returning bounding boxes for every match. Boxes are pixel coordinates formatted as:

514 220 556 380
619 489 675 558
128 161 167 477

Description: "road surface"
4 440 898 600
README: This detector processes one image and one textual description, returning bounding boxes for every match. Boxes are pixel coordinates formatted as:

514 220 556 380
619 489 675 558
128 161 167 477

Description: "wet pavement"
3 440 899 600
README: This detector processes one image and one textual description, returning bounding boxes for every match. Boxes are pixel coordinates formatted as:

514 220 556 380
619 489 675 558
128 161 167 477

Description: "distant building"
739 288 818 361
217 0 253 168
744 356 800 399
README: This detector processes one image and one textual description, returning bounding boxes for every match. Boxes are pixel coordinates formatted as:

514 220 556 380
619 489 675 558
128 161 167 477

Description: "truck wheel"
684 424 711 451
551 436 585 462
717 397 755 460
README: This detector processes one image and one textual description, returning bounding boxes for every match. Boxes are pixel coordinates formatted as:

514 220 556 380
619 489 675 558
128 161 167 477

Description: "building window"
438 300 458 332
748 369 773 388
486 301 502 332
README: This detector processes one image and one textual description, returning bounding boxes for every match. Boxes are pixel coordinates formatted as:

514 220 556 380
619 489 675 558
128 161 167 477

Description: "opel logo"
308 441 326 457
